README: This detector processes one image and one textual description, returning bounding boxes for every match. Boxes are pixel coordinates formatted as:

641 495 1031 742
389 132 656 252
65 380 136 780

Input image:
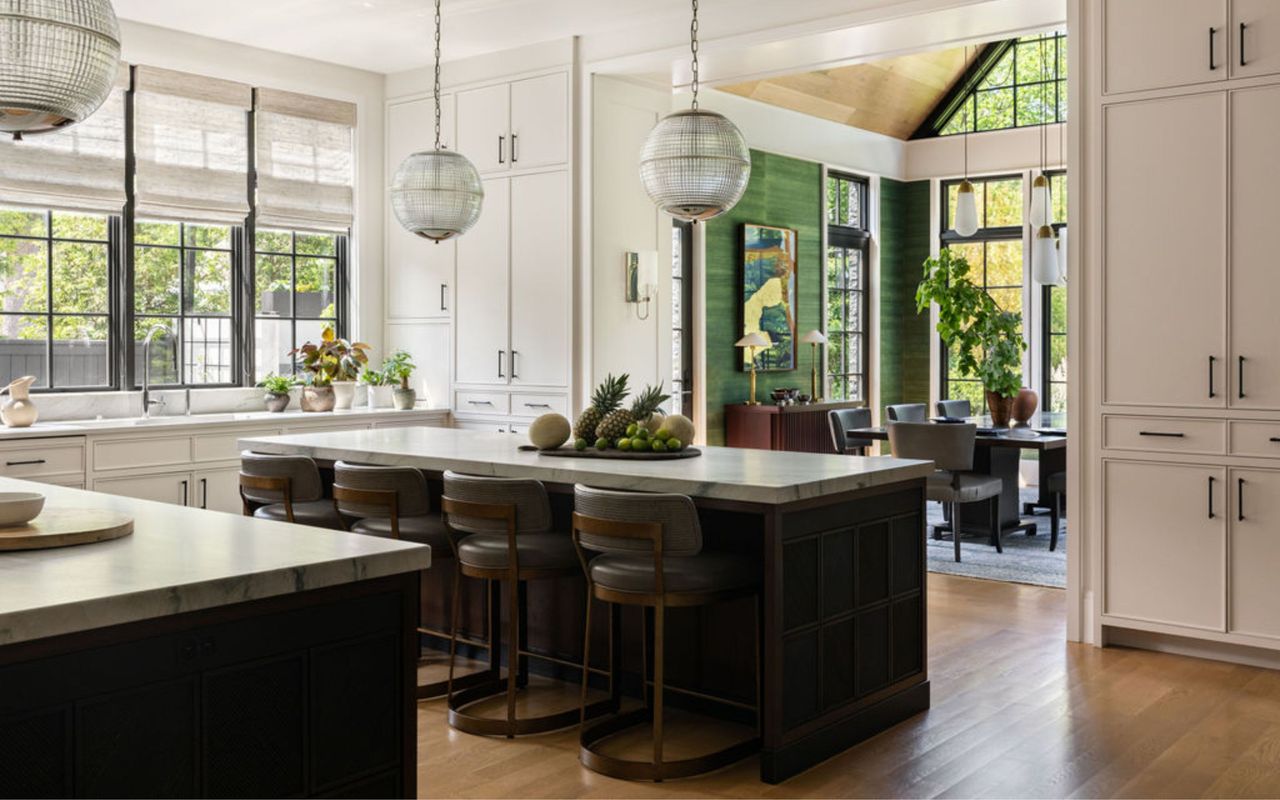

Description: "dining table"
849 413 1067 539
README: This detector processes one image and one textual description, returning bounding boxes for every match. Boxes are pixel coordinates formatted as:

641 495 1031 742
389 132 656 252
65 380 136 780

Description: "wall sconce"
624 251 658 320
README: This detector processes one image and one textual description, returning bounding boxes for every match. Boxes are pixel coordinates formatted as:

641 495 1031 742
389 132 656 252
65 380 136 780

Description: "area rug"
925 488 1066 589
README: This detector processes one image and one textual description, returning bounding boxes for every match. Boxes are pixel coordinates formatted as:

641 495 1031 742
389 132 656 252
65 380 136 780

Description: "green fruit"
667 437 683 451
626 423 639 437
595 437 609 450
617 438 631 451
635 427 650 440
651 440 667 453
654 428 671 441
574 437 588 451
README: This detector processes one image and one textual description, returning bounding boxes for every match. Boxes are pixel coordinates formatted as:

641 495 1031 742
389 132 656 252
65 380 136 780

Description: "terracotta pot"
986 391 1016 428
1012 387 1039 425
301 385 335 412
264 392 290 413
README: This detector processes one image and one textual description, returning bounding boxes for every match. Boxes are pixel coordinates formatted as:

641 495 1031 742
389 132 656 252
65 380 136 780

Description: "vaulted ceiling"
718 46 980 140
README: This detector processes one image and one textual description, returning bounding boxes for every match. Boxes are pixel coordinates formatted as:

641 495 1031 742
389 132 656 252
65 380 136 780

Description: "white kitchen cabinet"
1232 0 1280 79
455 176 511 386
386 321 451 408
1103 0 1227 94
1228 467 1280 640
456 83 510 174
509 170 569 388
386 95 455 320
1103 460 1226 631
1102 93 1226 408
194 466 243 514
509 73 568 170
93 470 194 507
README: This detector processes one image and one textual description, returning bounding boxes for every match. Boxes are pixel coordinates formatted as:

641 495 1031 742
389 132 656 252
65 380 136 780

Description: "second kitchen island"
241 426 934 783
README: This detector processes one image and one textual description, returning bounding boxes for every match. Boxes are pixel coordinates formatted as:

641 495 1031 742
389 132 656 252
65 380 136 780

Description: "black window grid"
825 172 870 403
939 32 1066 137
252 229 345 382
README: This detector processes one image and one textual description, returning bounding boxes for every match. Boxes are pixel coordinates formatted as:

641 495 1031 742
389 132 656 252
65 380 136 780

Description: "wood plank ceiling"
718 46 979 140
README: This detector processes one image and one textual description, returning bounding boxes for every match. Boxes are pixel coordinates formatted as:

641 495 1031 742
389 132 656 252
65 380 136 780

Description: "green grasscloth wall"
701 152 932 445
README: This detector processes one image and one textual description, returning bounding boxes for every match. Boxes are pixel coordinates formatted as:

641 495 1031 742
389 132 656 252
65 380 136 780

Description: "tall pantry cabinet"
1094 0 1280 654
385 68 574 433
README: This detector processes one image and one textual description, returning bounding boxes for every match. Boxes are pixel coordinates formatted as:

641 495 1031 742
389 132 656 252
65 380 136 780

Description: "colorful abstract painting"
741 223 797 371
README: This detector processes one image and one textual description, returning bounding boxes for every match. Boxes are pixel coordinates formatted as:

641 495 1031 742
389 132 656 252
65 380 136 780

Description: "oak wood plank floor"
417 574 1280 798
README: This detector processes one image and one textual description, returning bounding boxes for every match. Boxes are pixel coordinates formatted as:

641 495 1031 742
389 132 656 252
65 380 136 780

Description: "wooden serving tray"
519 445 702 461
0 509 134 552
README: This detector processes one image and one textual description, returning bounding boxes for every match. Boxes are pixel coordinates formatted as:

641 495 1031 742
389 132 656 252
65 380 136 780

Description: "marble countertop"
0 478 431 647
0 406 450 441
239 427 935 505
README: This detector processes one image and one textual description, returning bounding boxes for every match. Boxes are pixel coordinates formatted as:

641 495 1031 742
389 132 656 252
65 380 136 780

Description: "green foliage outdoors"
382 350 416 389
917 248 1026 399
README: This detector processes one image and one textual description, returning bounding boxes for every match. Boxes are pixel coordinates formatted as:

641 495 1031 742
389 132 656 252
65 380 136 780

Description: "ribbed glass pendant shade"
640 108 751 222
391 149 484 242
0 0 121 138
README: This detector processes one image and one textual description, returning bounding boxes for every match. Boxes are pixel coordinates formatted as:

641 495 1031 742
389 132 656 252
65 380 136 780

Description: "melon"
658 413 694 446
528 413 571 450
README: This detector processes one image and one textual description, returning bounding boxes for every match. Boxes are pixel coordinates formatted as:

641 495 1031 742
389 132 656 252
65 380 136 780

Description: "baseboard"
1105 626 1280 670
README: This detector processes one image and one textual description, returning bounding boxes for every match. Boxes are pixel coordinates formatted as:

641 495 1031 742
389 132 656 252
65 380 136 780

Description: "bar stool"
441 471 614 738
571 484 761 782
332 461 496 700
239 451 344 530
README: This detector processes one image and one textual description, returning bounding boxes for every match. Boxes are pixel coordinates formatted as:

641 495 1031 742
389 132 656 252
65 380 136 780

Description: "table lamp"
736 331 772 405
800 329 827 401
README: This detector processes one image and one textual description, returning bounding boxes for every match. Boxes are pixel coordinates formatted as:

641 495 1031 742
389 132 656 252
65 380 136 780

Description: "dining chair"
887 422 1002 562
1045 471 1065 552
828 408 873 455
885 403 928 422
935 399 972 419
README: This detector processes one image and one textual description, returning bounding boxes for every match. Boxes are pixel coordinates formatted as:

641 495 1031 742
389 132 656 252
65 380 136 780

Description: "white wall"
904 122 1065 180
119 20 388 357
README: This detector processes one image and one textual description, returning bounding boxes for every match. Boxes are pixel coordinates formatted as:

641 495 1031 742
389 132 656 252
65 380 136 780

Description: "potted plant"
383 350 417 410
257 372 296 413
291 330 339 412
916 248 1027 426
327 328 371 410
361 368 393 409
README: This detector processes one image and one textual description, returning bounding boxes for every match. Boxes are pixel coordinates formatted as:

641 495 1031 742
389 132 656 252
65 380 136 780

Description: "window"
0 207 114 390
133 220 237 386
670 221 692 416
254 229 344 381
1042 171 1067 413
825 172 870 402
937 32 1066 137
940 175 1025 412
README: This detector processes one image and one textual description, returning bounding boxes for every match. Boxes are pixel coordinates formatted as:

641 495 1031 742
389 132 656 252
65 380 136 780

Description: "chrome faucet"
141 325 172 418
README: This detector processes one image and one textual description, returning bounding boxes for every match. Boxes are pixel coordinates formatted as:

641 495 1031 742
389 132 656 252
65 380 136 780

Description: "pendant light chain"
433 0 443 150
689 0 700 109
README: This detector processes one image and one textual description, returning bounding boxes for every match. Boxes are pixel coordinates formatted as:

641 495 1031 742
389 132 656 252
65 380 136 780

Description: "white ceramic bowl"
0 492 45 527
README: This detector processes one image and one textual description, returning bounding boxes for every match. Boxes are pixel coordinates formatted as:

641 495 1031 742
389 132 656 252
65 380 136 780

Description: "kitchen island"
0 478 430 799
241 426 935 783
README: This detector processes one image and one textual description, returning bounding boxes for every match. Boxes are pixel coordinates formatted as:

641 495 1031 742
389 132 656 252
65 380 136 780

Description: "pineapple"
597 382 670 443
574 373 629 441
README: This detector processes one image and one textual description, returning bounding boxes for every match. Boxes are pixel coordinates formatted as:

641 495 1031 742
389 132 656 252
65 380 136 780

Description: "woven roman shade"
133 66 252 223
0 63 129 213
255 88 356 231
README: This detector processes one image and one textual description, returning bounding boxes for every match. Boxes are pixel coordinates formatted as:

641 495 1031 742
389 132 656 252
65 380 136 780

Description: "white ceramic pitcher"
1 376 38 428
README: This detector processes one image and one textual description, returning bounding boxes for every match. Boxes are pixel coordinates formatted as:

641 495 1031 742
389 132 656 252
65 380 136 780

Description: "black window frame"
825 171 871 403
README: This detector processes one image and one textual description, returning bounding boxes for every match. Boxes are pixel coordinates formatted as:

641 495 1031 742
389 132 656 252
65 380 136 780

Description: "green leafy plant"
915 248 1026 399
359 368 389 386
257 372 296 395
290 326 369 386
382 350 416 390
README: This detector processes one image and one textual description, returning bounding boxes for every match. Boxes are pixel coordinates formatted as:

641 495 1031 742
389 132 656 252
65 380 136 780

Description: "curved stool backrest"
573 485 702 557
333 461 431 519
239 451 323 505
442 470 551 534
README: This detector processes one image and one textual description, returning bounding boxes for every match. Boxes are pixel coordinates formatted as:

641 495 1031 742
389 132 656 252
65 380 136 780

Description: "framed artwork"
741 223 797 371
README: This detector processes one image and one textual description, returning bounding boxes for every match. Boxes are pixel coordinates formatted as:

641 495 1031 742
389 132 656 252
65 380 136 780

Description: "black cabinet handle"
5 458 45 466
1210 27 1218 70
200 477 208 509
1239 355 1246 398
180 479 189 507
498 134 505 164
440 283 448 311
1238 477 1246 521
1241 22 1248 66
1208 475 1216 519
497 350 505 378
511 133 518 163
511 350 519 379
1139 431 1185 438
1209 355 1217 398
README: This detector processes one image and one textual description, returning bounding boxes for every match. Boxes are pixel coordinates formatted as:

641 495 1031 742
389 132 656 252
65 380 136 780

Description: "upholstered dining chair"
935 399 972 419
885 403 928 422
238 451 343 529
828 407 873 455
1045 471 1065 552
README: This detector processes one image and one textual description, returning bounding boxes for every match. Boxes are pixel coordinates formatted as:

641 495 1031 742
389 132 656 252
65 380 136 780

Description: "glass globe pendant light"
639 0 750 222
390 0 483 243
953 46 979 237
0 0 121 140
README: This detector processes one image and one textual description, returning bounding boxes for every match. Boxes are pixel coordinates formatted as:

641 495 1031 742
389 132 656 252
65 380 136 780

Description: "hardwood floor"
417 574 1280 798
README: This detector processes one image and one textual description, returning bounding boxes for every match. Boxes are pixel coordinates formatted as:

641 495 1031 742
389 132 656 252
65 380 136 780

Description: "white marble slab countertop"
0 478 431 647
0 406 450 441
240 427 934 505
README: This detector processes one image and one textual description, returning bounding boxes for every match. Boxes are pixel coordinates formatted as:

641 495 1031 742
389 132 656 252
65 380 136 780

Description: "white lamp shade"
1032 225 1060 285
1055 226 1068 285
1030 173 1052 228
954 180 979 237
637 251 658 294
736 331 772 348
800 330 827 345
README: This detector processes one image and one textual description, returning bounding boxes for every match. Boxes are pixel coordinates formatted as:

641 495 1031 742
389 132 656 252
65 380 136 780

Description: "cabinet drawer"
1228 421 1280 459
510 393 568 418
455 391 509 416
193 428 280 463
1102 416 1226 455
0 439 85 479
93 435 193 471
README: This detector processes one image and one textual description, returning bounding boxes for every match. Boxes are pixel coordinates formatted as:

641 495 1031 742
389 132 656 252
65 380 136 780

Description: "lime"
667 437 683 451
651 440 667 453
617 438 631 451
654 429 671 441
595 437 609 450
626 423 639 437
574 437 588 451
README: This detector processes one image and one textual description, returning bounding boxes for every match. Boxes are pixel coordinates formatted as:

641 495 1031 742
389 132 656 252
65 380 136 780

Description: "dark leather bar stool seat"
443 471 614 739
350 513 449 543
239 451 344 530
572 485 761 782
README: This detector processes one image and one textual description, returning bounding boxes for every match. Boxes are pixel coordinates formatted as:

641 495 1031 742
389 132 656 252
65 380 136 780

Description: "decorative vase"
264 392 290 413
1 376 38 428
985 390 1015 428
332 380 357 410
1012 388 1039 426
301 385 336 412
367 384 394 409
392 387 417 410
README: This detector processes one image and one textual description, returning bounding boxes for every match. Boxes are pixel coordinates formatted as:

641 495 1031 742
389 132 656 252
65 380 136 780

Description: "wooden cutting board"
0 509 134 552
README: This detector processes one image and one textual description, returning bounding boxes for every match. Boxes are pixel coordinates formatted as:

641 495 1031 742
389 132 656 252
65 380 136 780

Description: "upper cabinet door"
1230 85 1280 409
456 83 511 174
509 73 569 170
1232 0 1280 79
509 171 570 388
1102 93 1227 408
454 177 511 386
387 96 455 320
1103 0 1227 94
